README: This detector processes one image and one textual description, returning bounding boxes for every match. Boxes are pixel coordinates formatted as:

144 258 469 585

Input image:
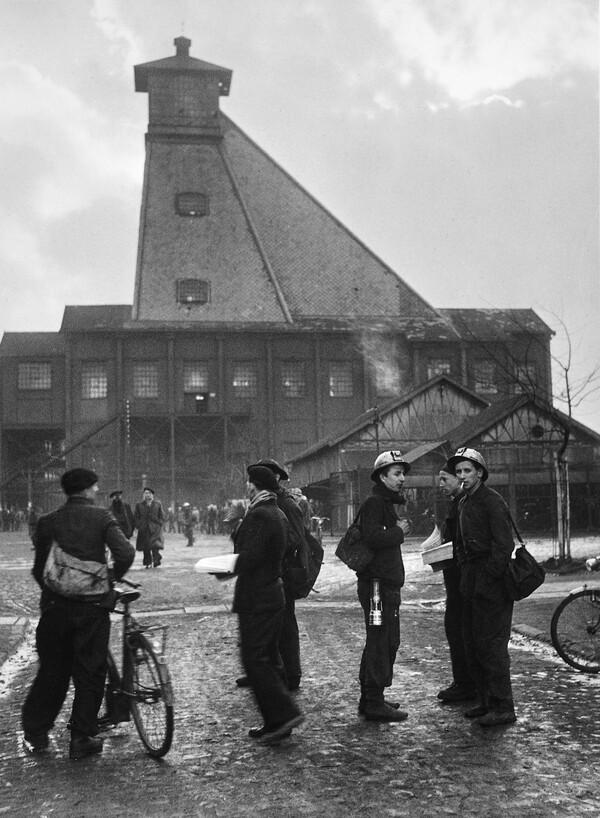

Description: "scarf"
248 490 277 509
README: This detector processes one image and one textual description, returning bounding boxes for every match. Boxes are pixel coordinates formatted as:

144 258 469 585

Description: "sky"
0 0 598 430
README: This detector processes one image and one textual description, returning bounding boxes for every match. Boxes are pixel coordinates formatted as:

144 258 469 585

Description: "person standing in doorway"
436 465 476 703
134 487 165 568
447 447 516 727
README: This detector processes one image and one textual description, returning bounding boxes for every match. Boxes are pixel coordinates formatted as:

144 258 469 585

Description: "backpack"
42 541 110 598
287 527 324 599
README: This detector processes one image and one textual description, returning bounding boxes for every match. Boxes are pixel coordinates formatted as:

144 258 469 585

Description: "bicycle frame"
100 580 175 756
112 587 172 710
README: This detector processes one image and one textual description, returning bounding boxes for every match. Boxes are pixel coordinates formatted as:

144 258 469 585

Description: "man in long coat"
134 487 165 568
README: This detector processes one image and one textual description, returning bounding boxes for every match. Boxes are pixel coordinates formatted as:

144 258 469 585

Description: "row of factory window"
16 357 537 400
16 361 355 400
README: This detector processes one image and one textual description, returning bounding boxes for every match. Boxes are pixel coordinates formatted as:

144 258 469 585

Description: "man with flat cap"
447 447 516 727
232 464 304 743
109 490 135 540
22 468 134 759
134 486 165 568
236 457 306 693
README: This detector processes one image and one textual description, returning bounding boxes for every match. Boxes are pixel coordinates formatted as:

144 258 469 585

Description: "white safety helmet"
370 450 411 482
447 447 488 482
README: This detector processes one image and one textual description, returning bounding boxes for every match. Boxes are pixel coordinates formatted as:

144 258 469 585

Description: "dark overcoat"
232 495 289 614
134 499 165 552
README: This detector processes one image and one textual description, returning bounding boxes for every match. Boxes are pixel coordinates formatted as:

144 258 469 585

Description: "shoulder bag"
335 511 374 573
502 515 545 601
43 541 110 598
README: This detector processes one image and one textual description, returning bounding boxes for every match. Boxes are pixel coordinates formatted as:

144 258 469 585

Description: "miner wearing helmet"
354 450 412 722
446 447 517 727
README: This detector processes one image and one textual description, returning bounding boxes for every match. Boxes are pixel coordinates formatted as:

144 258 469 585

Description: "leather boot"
69 735 103 760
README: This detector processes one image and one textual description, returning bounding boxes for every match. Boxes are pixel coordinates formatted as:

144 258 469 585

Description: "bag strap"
505 507 524 546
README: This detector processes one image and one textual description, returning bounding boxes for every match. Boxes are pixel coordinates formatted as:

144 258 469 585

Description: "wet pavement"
1 532 600 817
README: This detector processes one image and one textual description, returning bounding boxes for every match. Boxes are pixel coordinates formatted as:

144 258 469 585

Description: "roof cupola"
134 37 232 142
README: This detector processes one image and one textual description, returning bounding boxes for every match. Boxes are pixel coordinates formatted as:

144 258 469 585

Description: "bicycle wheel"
551 588 600 673
127 634 174 757
97 651 128 730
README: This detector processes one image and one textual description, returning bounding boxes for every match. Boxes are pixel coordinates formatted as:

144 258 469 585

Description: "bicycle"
97 579 175 757
550 557 600 674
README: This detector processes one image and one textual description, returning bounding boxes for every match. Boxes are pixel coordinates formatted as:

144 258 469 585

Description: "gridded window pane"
472 360 497 394
133 363 159 398
232 364 257 398
18 363 51 390
177 279 211 304
427 359 451 380
176 192 209 216
82 363 107 399
329 362 353 398
183 363 209 392
281 361 306 398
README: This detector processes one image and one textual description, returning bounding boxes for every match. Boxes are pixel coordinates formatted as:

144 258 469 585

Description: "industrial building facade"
1 38 598 530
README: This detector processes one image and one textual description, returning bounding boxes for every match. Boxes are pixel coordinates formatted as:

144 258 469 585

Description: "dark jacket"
232 495 289 614
275 487 305 591
32 496 135 611
358 483 405 588
456 483 514 578
134 499 165 552
440 492 463 562
110 499 136 539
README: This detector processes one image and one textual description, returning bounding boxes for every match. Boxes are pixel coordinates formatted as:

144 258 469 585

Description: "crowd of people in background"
0 505 33 532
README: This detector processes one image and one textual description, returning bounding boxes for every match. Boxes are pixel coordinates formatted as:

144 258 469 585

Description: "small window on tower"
177 279 211 305
176 192 209 217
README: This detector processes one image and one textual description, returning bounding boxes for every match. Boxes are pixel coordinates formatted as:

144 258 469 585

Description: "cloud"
0 61 141 221
90 0 146 69
368 0 598 101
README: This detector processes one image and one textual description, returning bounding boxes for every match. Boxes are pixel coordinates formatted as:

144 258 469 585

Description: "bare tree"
452 308 600 561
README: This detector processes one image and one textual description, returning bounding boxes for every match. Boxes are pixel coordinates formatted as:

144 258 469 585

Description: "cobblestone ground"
1 532 600 817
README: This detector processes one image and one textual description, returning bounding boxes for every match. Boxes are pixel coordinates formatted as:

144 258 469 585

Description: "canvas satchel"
42 541 110 598
335 512 374 573
502 515 545 601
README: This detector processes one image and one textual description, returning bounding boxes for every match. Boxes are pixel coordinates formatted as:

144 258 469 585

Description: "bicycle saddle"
116 589 141 604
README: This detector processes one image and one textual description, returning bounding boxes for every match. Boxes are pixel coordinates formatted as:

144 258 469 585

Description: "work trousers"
238 607 301 729
442 561 475 687
357 579 401 703
22 603 110 738
279 588 301 687
460 559 515 712
143 546 162 567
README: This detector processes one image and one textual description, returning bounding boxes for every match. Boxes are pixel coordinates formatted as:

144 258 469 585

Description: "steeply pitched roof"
220 116 449 332
131 76 454 337
444 395 600 447
287 375 488 464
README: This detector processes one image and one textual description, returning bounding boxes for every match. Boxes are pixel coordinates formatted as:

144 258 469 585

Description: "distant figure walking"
134 487 165 568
